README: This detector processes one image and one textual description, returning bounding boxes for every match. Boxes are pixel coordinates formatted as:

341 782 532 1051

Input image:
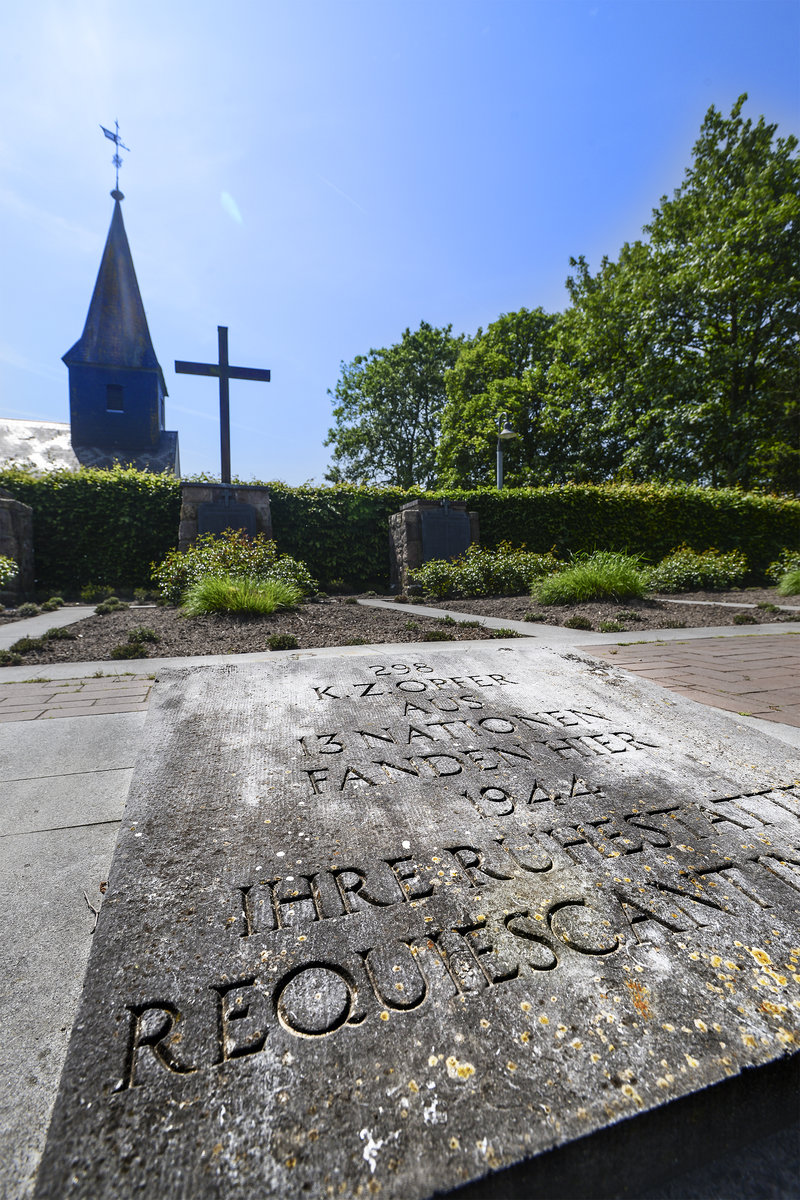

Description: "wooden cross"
175 326 271 484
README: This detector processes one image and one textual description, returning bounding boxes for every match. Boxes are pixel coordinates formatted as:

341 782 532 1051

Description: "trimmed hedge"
0 468 797 592
268 481 800 588
0 466 181 591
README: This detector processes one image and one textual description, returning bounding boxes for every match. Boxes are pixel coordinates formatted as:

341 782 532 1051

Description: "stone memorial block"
178 483 272 551
36 643 800 1198
389 499 479 592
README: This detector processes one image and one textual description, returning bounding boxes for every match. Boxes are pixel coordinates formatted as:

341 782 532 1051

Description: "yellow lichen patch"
760 1000 788 1016
480 1019 490 1029
710 955 722 968
694 1019 707 1033
520 1031 531 1044
777 1028 797 1046
446 1056 475 1081
662 1023 675 1032
624 977 652 1020
749 947 772 966
656 1077 669 1089
449 1138 460 1151
380 1011 390 1022
428 1055 439 1067
408 1080 419 1093
577 1107 589 1119
621 1084 643 1104
521 1001 531 1013
741 1033 757 1048
539 1015 549 1025
685 1054 699 1068
506 1061 518 1072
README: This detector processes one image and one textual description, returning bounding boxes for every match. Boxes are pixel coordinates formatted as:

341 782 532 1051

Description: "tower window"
106 384 124 411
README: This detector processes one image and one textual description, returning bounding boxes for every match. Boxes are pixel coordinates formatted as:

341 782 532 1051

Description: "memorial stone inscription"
36 644 800 1198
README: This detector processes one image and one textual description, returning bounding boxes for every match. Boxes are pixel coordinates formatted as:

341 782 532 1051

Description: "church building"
0 187 180 474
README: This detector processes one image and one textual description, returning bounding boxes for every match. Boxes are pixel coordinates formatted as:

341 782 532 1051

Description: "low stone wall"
0 489 34 601
178 484 272 551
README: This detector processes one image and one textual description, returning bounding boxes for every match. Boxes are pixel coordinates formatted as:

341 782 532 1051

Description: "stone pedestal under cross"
175 326 271 484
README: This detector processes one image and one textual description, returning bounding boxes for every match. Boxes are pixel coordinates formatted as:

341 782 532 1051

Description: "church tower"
62 188 179 474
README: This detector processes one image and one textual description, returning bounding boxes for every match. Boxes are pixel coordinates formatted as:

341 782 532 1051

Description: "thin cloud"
319 175 368 216
221 191 244 224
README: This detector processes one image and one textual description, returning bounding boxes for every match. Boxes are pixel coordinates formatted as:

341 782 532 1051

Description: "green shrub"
647 546 748 592
153 530 316 605
0 555 17 588
404 620 419 630
422 630 454 641
182 575 302 617
128 626 161 644
767 549 800 584
524 611 546 622
733 612 758 625
344 636 370 645
599 620 627 633
110 642 148 659
617 609 642 621
9 636 46 653
777 569 800 596
81 583 114 602
535 552 648 605
95 598 129 615
44 627 76 641
40 596 64 612
757 602 781 612
16 602 40 617
0 650 23 666
267 633 299 651
410 543 561 600
490 628 520 638
564 615 593 630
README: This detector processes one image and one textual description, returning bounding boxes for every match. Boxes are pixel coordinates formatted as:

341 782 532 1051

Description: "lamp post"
496 412 518 489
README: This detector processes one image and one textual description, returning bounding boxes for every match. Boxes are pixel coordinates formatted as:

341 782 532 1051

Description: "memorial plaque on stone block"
420 504 471 563
36 644 800 1198
197 499 257 538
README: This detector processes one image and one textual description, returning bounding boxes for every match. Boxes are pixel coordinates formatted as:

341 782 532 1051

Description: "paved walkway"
582 633 800 728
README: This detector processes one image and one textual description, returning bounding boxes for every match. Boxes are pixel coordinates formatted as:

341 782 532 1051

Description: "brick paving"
582 632 800 727
0 676 153 721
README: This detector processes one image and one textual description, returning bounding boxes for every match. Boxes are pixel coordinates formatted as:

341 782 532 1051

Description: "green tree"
436 308 560 487
555 95 800 490
324 322 463 488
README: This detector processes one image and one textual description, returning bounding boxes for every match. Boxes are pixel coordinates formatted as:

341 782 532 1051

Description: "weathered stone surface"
35 643 800 1198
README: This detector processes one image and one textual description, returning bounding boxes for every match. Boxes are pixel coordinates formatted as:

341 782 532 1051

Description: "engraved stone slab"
35 644 800 1198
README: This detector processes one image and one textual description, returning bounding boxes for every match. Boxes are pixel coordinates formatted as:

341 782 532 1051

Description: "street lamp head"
498 413 518 440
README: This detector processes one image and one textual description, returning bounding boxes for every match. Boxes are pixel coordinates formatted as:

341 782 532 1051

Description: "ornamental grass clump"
181 575 302 617
153 530 316 605
777 568 800 596
534 552 648 605
647 546 748 593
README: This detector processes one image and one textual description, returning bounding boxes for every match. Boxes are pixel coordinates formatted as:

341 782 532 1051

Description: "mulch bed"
430 587 798 631
2 588 798 667
2 599 509 666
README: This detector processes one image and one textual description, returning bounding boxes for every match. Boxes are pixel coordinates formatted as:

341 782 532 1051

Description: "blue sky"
1 0 797 484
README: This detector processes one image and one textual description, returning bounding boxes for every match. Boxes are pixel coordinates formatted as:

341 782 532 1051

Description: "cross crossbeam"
175 326 271 484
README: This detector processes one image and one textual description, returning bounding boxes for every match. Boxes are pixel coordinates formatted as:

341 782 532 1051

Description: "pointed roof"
63 191 166 392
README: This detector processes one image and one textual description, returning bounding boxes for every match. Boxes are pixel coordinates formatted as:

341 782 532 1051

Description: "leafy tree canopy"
324 321 463 489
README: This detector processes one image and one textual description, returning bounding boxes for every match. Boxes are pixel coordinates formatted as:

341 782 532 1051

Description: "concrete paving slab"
0 822 124 1200
0 711 146 779
0 767 132 837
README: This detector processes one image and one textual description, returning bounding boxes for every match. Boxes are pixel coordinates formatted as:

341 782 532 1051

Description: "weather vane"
100 120 129 195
